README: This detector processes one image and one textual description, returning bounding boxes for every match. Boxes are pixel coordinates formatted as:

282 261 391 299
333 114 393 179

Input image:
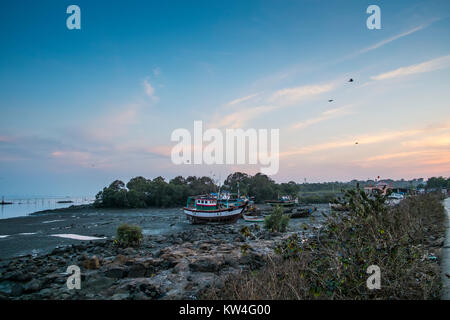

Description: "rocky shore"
0 223 323 300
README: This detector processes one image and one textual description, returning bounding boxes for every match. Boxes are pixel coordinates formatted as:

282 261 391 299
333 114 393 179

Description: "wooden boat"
265 195 297 207
242 214 265 222
184 196 247 224
265 199 295 207
289 207 316 218
57 200 74 204
217 193 246 208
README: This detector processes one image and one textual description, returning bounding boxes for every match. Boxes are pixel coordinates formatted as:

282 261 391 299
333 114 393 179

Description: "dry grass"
203 192 446 300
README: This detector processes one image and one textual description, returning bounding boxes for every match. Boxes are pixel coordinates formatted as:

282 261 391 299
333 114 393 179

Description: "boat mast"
237 182 240 198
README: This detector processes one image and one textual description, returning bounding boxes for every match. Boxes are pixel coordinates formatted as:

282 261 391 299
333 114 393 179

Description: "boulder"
128 263 146 278
83 256 100 270
122 247 136 256
104 266 127 278
10 283 23 297
23 279 42 293
189 257 223 273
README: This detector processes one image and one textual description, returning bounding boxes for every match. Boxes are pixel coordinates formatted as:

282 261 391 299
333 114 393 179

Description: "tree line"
94 172 300 208
421 176 450 190
94 173 449 208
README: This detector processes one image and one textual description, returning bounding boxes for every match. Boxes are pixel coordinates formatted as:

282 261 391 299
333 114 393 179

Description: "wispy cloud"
87 103 140 142
210 81 337 128
269 83 336 106
226 93 261 106
152 67 161 76
0 135 11 142
359 25 426 55
143 79 156 97
51 150 94 167
291 105 354 130
210 105 278 129
371 54 450 81
281 126 437 157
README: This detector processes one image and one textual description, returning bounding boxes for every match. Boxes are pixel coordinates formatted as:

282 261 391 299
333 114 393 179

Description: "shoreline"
1 195 446 300
0 204 328 300
0 202 328 260
29 204 95 216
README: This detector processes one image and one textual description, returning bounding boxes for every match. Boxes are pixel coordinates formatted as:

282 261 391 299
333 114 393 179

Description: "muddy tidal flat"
0 204 329 300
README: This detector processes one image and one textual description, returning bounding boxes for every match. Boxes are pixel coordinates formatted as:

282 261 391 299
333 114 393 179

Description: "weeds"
264 206 290 233
115 223 143 248
204 191 446 299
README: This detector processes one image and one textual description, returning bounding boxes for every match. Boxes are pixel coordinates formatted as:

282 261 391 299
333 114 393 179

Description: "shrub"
274 234 303 260
115 223 143 247
264 206 290 232
240 226 252 237
204 192 445 300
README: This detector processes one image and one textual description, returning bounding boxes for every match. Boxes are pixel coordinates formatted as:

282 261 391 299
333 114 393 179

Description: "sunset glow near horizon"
1 0 450 196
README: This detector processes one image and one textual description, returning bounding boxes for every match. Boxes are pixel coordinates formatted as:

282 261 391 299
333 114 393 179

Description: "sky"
1 0 450 197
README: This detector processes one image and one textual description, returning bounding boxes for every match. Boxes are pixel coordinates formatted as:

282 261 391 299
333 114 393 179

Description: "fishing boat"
57 200 74 204
242 214 265 222
216 192 247 207
265 196 296 207
184 195 247 224
289 207 316 218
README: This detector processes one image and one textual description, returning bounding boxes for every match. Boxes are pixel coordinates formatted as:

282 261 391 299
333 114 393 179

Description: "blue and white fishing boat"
183 195 247 224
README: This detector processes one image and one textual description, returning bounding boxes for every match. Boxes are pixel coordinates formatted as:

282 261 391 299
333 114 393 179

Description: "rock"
239 252 265 270
172 261 189 274
85 276 115 292
83 256 100 270
23 279 42 293
173 238 183 245
113 254 128 264
128 263 146 278
122 247 136 256
199 243 212 251
111 293 130 300
37 288 53 299
189 258 223 273
223 257 239 268
104 266 127 278
10 283 23 297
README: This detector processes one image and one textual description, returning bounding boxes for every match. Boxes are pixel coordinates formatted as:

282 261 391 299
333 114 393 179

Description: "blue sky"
1 0 450 197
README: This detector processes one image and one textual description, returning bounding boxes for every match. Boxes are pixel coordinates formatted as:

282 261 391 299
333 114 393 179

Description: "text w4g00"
223 304 270 315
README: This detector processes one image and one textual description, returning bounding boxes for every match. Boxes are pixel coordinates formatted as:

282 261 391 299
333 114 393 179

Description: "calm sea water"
0 197 94 219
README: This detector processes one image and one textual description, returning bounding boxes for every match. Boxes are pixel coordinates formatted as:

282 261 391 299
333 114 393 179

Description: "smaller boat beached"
265 196 296 207
242 214 265 222
289 207 316 218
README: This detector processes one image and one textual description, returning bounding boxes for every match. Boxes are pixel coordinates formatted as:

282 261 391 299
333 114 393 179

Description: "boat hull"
265 200 295 207
242 214 265 222
184 204 246 224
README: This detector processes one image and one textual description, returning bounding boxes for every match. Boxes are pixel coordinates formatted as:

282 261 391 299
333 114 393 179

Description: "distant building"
364 181 392 196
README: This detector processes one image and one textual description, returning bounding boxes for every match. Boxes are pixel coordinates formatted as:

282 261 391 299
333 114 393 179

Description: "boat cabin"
195 198 217 208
